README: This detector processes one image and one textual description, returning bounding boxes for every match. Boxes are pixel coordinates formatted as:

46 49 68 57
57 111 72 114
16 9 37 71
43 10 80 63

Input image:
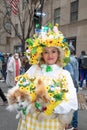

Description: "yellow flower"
45 85 50 90
30 83 35 89
20 87 25 91
29 46 33 51
64 47 70 57
30 59 38 64
30 92 36 102
33 39 40 47
25 87 30 92
15 76 19 81
50 99 55 104
48 93 54 98
37 47 43 53
54 89 61 94
19 81 23 84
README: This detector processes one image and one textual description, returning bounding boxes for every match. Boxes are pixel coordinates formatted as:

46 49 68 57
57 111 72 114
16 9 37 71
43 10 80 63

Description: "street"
0 81 18 130
0 81 87 130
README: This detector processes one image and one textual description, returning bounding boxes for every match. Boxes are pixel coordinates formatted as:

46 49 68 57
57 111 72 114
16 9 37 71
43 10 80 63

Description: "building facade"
42 0 87 56
0 0 87 56
0 0 39 54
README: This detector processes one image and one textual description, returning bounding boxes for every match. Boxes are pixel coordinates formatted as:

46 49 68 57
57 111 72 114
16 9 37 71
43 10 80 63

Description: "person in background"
64 44 79 130
7 53 13 63
78 50 87 90
0 58 2 80
22 56 31 73
6 53 21 88
0 87 8 106
1 53 8 81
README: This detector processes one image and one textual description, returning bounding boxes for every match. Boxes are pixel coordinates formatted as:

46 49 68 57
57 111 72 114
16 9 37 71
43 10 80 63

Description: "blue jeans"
72 110 78 128
80 69 87 87
71 86 78 128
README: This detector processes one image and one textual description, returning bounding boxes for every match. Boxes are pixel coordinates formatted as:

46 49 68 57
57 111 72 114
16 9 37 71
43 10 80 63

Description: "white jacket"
26 64 78 114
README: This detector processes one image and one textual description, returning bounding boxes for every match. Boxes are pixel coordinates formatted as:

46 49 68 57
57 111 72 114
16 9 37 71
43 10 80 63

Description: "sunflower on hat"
26 23 70 66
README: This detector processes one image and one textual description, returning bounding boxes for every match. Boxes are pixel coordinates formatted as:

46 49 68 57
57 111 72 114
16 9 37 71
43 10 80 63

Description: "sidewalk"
0 81 18 130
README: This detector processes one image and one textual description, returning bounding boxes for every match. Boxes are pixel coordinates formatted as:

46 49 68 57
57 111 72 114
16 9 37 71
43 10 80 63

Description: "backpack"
80 55 87 69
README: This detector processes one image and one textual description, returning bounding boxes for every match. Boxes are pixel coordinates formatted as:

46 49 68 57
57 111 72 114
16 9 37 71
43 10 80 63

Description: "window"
54 8 60 24
14 45 22 53
15 24 18 36
70 0 78 22
67 37 76 54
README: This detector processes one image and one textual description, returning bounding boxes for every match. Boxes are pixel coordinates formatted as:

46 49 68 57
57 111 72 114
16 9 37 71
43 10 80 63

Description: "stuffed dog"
6 87 33 120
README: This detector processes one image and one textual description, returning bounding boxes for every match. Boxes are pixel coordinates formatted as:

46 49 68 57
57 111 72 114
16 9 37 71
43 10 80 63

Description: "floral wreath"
26 23 70 66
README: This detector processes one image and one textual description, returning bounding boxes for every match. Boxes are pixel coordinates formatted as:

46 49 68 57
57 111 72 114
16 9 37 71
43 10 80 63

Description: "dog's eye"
21 99 25 102
17 101 19 104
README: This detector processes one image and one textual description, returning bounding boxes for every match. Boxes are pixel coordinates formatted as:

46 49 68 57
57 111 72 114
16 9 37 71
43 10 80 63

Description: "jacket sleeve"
7 58 14 72
54 71 78 114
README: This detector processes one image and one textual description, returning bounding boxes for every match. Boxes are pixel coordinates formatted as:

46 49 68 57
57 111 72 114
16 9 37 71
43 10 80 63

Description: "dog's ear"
7 92 17 104
35 79 50 103
21 91 30 102
37 79 42 85
36 79 46 96
7 88 20 104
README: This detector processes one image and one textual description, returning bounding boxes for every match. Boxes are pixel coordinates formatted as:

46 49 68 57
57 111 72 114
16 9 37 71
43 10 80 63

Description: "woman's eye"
52 51 56 53
44 51 48 54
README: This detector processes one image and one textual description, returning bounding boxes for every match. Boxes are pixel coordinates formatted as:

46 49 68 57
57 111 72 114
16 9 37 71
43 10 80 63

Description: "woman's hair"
39 47 64 67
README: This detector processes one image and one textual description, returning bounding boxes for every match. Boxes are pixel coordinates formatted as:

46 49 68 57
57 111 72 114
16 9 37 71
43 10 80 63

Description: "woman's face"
42 47 59 65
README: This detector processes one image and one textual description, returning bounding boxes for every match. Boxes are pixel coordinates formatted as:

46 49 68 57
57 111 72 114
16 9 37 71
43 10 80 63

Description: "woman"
6 53 21 87
11 24 78 130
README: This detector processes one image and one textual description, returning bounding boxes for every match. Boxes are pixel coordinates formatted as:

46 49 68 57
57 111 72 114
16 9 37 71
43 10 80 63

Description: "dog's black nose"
20 104 23 108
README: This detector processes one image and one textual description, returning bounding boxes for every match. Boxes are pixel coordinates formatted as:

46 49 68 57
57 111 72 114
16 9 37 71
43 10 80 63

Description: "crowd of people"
0 52 31 105
0 23 87 130
0 49 87 90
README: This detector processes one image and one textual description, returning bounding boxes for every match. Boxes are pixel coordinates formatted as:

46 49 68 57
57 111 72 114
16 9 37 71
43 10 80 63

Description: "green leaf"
36 24 40 28
48 23 53 30
26 38 33 46
31 47 37 55
30 85 35 91
53 92 63 101
63 57 70 64
53 80 59 87
48 89 54 93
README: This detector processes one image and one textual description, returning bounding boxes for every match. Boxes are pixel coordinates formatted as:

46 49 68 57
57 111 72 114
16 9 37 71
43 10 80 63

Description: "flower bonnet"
26 23 70 66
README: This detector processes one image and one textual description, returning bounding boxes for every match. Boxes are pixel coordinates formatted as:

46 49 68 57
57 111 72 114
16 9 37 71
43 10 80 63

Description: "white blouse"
26 64 78 114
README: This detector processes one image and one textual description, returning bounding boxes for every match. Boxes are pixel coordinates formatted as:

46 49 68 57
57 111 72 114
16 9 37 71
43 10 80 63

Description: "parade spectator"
6 53 21 87
0 59 2 80
64 45 79 130
21 56 31 73
1 53 8 81
0 52 3 80
78 50 87 90
0 87 8 106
